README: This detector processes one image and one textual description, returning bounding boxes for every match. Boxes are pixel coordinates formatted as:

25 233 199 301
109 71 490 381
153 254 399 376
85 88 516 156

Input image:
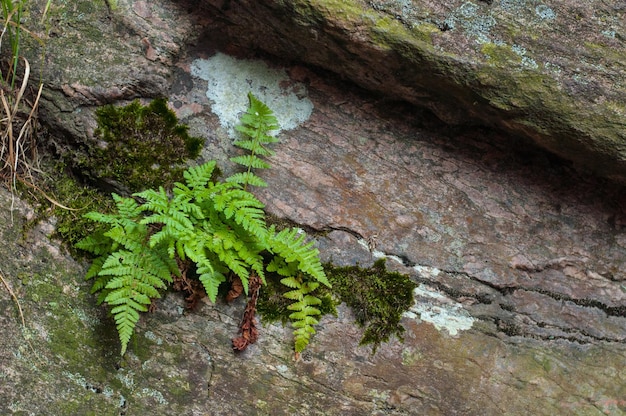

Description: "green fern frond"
237 92 280 132
112 193 144 218
107 292 147 356
230 93 280 190
104 224 148 253
134 187 170 213
211 187 268 241
76 231 113 256
279 276 324 353
229 155 271 170
78 94 331 355
85 256 107 281
197 261 226 302
225 172 268 188
269 227 329 287
230 136 276 156
183 160 217 191
94 247 175 355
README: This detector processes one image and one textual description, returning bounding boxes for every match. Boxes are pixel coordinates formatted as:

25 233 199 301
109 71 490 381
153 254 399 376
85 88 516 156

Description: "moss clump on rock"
325 259 416 352
88 98 203 192
258 258 416 352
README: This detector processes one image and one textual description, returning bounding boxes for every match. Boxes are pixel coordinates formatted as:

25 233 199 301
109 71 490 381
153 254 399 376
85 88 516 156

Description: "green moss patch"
325 259 416 351
87 98 203 192
258 258 416 352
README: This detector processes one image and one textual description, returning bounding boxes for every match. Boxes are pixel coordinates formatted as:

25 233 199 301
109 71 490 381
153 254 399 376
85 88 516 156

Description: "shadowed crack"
322 225 626 345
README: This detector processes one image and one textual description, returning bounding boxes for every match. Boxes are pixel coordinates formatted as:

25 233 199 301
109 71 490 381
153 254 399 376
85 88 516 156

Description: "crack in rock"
323 229 626 344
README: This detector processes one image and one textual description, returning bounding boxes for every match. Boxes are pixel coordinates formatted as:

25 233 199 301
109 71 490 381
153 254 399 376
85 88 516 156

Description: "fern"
76 194 178 355
228 92 279 189
78 93 330 355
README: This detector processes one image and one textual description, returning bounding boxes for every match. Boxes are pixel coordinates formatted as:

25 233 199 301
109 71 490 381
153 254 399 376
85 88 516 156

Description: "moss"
481 42 522 65
17 160 116 251
325 259 416 352
258 258 416 352
370 14 436 51
308 0 368 21
86 98 203 192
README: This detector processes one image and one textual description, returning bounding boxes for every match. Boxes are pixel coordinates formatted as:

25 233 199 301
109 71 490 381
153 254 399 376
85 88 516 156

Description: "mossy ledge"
83 98 203 193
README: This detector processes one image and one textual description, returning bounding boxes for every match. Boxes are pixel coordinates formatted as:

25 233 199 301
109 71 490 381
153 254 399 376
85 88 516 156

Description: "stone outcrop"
1 0 625 415
198 0 626 182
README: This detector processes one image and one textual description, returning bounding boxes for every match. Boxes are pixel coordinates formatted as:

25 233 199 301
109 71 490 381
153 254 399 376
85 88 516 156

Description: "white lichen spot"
458 2 479 18
190 53 313 137
401 347 423 366
115 370 135 389
413 264 440 279
535 5 556 20
102 386 114 398
499 0 525 13
511 44 538 69
602 29 616 39
403 285 474 336
144 330 163 345
139 387 168 405
545 61 562 75
448 2 497 43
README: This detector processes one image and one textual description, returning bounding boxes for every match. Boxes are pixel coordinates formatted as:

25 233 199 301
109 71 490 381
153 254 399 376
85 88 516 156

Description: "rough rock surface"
1 0 625 415
197 0 626 182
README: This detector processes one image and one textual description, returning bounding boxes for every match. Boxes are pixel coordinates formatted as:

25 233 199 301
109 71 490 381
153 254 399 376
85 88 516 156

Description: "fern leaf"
239 92 280 131
112 193 143 218
211 188 268 242
106 288 150 355
288 306 322 317
183 161 217 191
75 232 113 255
135 187 169 212
269 227 330 287
280 276 301 289
229 155 271 170
226 172 268 188
89 273 110 294
197 261 226 302
231 137 276 156
83 211 121 225
230 93 280 189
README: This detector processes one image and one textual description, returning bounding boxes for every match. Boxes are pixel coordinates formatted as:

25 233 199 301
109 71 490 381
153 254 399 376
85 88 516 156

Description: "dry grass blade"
0 57 60 214
0 267 25 329
1 265 44 362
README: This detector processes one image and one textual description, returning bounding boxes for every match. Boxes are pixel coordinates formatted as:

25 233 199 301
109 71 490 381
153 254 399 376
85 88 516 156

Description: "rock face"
1 0 625 415
197 0 626 182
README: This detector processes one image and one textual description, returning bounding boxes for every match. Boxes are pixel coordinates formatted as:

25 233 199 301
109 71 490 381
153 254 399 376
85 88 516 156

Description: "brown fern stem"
232 273 262 351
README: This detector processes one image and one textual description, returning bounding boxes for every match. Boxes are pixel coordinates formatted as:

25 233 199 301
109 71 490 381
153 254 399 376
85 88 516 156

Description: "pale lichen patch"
191 53 314 137
403 285 474 336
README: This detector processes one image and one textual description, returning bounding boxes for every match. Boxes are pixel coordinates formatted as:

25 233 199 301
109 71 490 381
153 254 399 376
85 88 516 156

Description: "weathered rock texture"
1 0 625 415
197 0 626 182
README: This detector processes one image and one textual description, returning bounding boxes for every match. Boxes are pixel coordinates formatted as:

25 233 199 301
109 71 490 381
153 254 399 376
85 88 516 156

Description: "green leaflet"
228 92 279 190
77 94 329 356
278 275 323 352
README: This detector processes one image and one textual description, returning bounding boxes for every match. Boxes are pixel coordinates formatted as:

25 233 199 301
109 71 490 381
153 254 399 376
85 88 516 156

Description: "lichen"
85 98 203 192
190 53 314 137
